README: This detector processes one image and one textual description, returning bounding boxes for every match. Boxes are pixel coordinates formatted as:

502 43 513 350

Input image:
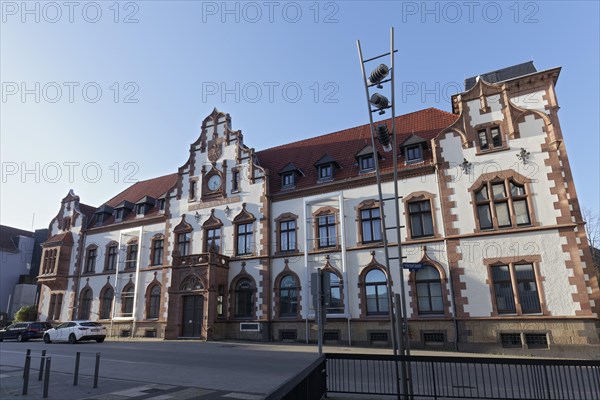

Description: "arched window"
325 270 343 314
415 266 443 314
235 278 253 318
122 284 135 317
279 275 298 317
79 288 93 319
147 285 161 319
180 275 204 291
365 269 388 315
100 287 114 319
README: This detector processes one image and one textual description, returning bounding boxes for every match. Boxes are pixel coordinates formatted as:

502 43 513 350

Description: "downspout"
131 227 143 336
338 192 351 346
303 198 310 344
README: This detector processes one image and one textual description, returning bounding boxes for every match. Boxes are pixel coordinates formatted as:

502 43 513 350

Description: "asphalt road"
0 339 323 399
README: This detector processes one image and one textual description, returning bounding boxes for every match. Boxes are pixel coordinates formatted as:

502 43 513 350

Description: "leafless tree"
582 207 600 276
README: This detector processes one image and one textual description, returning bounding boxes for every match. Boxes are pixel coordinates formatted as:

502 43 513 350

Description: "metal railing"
264 355 326 400
326 353 600 400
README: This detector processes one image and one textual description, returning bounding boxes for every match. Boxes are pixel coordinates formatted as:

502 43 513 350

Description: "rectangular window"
86 248 97 273
492 263 541 315
525 333 548 349
205 228 221 252
107 245 118 271
126 243 138 269
280 220 296 252
359 155 374 171
115 209 124 220
360 208 381 243
136 204 145 215
177 233 190 256
152 239 164 265
217 285 224 317
408 200 434 238
158 199 166 211
236 223 254 255
478 126 503 151
475 180 531 230
405 145 422 162
318 215 336 248
500 333 522 348
189 180 196 200
318 165 332 180
282 173 295 187
54 294 63 320
232 170 240 192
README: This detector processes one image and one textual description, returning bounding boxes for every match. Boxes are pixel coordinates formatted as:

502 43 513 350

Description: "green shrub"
13 305 37 322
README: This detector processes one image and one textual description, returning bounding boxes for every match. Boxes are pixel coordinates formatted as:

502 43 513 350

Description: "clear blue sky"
1 0 599 231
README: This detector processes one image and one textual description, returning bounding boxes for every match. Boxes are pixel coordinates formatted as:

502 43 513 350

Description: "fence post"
43 357 51 398
93 353 100 388
22 354 31 395
38 349 46 381
73 351 81 386
23 349 30 379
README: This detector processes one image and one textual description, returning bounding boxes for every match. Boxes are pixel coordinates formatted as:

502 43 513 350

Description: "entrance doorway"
182 295 203 337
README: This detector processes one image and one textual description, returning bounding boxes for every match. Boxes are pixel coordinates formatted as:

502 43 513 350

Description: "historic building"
36 62 599 354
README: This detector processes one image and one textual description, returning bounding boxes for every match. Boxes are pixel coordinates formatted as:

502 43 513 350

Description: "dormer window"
278 162 304 190
400 134 427 164
314 154 339 182
95 214 105 225
115 209 124 220
405 145 422 162
93 205 113 226
136 204 145 216
158 199 166 211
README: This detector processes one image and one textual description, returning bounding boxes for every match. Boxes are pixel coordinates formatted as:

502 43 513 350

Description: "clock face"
207 174 222 191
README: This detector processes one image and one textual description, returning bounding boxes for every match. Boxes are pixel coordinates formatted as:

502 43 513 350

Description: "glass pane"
510 182 525 196
281 275 295 288
422 213 434 236
281 231 288 250
421 201 431 211
477 205 493 229
289 230 296 250
491 127 502 147
429 282 442 297
514 200 530 225
411 215 423 237
496 202 511 227
409 202 420 212
362 221 372 242
475 187 489 201
518 282 541 313
492 183 506 199
366 269 386 283
494 282 516 313
492 266 511 280
515 264 535 279
418 296 431 312
431 295 444 312
478 130 489 149
416 266 439 281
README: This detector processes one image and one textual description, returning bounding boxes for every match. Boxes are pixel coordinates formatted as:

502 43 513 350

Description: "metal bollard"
93 353 100 388
73 351 81 386
38 349 46 381
22 355 31 395
43 357 51 398
23 349 31 379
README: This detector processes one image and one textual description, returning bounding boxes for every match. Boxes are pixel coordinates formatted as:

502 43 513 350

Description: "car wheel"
17 333 23 342
43 334 51 344
68 334 77 344
96 338 105 343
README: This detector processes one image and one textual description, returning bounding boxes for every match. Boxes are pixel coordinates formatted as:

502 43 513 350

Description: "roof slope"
104 174 178 208
464 61 537 91
256 108 457 193
0 225 34 253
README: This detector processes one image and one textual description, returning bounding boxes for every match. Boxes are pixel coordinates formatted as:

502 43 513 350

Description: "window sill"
475 146 509 156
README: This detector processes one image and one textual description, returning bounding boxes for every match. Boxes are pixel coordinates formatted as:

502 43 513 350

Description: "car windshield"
80 322 103 327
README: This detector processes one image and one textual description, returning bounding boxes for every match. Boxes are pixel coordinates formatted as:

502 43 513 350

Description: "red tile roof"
87 173 178 228
0 225 34 253
105 174 178 207
256 108 457 193
45 231 74 245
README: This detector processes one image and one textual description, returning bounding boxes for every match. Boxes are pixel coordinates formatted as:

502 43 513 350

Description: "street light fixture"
370 93 389 114
369 63 390 88
376 125 392 152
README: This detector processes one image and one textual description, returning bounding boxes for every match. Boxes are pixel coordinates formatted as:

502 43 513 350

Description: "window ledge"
475 146 509 156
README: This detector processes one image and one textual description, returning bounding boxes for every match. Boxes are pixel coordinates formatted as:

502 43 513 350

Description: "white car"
43 321 107 344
